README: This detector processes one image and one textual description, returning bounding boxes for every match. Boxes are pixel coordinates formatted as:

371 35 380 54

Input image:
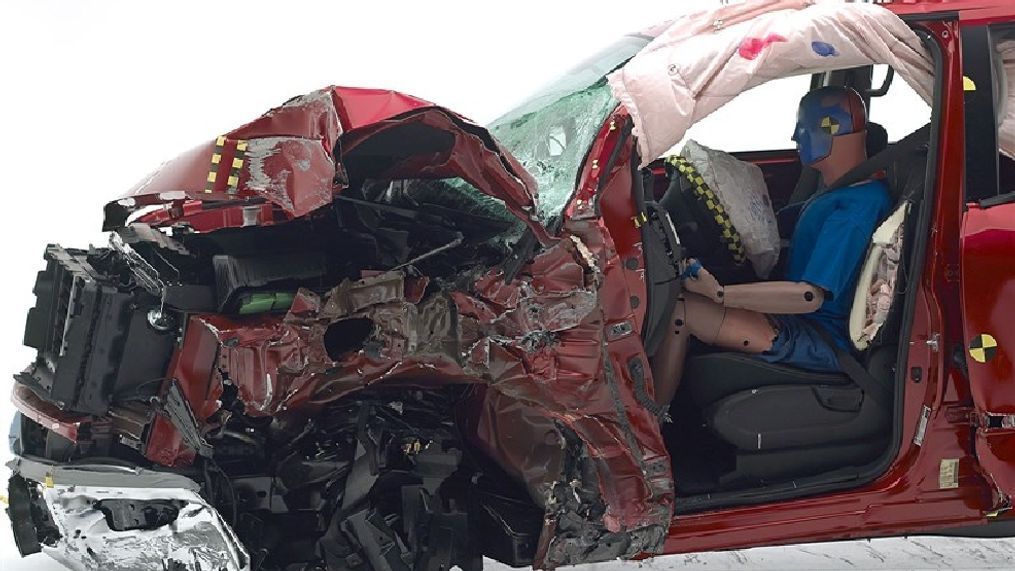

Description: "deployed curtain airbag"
609 1 938 166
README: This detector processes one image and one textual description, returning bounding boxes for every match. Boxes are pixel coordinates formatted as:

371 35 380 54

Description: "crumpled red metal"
103 86 550 243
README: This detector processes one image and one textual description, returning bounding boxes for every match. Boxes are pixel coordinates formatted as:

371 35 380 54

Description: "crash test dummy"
650 86 892 408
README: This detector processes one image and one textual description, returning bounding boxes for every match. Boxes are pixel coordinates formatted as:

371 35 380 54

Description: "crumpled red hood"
104 86 549 242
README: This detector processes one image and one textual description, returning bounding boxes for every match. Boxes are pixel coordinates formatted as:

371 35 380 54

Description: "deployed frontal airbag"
681 140 780 278
609 1 936 166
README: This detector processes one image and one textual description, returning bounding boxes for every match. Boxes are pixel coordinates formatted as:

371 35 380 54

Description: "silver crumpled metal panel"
38 484 249 571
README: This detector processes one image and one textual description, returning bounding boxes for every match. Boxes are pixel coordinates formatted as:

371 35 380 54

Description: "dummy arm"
682 261 824 314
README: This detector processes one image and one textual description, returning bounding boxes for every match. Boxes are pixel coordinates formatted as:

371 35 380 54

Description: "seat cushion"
719 438 889 488
705 384 889 451
685 352 850 408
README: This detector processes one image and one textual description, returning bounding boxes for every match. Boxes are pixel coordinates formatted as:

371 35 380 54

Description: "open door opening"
634 41 941 512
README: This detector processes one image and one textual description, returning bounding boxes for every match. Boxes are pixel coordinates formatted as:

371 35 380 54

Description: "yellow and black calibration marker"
665 155 747 265
969 333 998 364
205 136 249 195
820 116 841 135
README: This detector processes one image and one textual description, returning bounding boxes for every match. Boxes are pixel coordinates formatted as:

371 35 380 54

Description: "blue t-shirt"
783 180 892 349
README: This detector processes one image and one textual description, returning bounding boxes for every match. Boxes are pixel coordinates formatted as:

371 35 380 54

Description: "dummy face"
792 86 867 166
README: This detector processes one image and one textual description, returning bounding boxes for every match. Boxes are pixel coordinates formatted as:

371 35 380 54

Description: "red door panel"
960 200 1015 494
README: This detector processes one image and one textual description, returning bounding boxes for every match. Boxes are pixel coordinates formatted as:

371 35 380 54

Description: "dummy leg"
650 293 776 407
649 296 690 407
683 293 777 352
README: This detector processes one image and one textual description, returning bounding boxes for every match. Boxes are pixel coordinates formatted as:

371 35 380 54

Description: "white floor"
4 495 1015 571
489 537 1015 570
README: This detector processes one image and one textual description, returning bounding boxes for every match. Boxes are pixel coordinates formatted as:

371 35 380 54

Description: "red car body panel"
961 201 1015 496
11 385 88 443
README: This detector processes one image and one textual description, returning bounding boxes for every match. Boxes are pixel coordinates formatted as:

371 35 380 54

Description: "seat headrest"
866 122 889 157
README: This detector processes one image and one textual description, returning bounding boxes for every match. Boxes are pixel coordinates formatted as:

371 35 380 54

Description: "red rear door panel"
961 201 1015 494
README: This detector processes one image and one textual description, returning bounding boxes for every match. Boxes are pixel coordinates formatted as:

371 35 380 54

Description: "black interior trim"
674 25 946 515
962 25 1001 202
900 11 958 24
979 189 1015 209
867 67 895 98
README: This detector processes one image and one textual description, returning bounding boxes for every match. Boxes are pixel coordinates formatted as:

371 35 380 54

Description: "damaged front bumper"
6 456 250 571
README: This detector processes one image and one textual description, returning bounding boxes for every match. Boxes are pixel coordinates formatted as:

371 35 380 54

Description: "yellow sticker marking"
963 76 977 91
969 333 998 363
228 139 248 195
206 135 229 193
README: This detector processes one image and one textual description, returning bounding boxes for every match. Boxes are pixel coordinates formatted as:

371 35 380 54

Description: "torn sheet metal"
11 384 88 443
608 0 936 165
6 457 248 570
8 457 204 491
458 133 673 566
138 194 672 567
41 485 249 571
145 315 224 467
104 86 550 243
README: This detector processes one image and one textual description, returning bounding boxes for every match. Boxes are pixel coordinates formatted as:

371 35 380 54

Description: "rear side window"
673 68 931 155
675 75 813 153
962 24 1012 202
867 65 932 143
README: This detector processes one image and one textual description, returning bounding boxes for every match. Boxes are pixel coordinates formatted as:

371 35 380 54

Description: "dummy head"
793 86 868 182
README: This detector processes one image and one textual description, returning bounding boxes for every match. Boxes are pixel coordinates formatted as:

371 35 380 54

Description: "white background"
0 1 1009 570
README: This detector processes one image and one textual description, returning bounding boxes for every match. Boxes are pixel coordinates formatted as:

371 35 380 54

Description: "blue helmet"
792 86 867 166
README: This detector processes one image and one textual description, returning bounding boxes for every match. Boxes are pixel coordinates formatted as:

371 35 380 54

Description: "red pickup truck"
8 1 1015 570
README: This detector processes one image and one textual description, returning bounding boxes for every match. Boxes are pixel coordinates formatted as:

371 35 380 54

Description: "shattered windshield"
488 35 652 223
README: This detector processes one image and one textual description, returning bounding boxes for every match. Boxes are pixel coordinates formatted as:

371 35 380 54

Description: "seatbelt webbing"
812 326 892 411
822 124 931 194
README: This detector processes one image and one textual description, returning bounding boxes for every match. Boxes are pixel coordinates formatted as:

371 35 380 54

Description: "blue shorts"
755 315 841 373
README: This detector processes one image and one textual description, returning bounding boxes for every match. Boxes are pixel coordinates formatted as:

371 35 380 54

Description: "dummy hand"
681 259 724 304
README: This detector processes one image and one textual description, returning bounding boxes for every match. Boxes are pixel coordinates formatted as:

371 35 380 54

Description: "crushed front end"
7 87 673 570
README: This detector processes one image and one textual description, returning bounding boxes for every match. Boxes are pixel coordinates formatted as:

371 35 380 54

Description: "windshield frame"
485 34 653 232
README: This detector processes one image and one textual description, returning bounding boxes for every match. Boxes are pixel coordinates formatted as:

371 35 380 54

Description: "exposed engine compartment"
7 87 674 571
11 179 545 570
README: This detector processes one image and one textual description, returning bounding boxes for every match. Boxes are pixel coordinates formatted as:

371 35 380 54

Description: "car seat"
676 125 930 488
